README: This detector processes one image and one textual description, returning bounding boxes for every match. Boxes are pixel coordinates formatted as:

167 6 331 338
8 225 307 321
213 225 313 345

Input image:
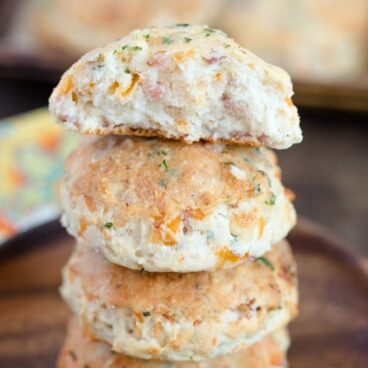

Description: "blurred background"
0 0 367 254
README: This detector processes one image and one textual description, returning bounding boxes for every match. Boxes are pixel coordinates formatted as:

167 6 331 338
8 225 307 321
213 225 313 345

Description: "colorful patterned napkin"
0 108 82 244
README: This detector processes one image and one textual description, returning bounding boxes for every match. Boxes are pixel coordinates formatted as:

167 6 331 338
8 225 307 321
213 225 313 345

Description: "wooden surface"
0 219 367 368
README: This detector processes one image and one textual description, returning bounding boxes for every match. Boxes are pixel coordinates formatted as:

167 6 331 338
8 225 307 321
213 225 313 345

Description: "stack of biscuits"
49 25 302 367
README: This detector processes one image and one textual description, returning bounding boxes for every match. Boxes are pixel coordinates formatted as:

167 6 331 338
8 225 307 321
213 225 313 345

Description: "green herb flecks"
142 311 151 317
144 33 150 40
121 45 129 50
258 169 272 187
206 230 215 240
184 37 192 43
253 183 262 195
158 179 168 189
204 27 215 37
257 257 274 271
223 161 235 166
159 160 169 171
265 193 276 206
224 43 231 48
132 46 142 51
93 63 104 71
104 222 113 229
162 37 174 45
176 23 189 27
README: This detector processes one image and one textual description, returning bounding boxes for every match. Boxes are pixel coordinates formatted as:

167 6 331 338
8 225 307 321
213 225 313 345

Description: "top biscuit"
49 24 302 149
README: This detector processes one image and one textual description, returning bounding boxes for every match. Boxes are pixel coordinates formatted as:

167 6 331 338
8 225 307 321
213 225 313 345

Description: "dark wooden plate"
0 218 367 368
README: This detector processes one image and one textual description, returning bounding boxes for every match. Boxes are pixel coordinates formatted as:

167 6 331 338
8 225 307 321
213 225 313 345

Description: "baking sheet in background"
0 0 367 111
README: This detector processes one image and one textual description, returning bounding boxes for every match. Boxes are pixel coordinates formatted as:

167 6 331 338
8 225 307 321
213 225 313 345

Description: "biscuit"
60 240 298 361
49 25 302 149
60 136 296 272
217 0 368 81
34 0 222 57
58 317 290 367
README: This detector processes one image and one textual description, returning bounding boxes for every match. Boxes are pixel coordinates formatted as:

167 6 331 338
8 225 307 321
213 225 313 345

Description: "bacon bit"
203 55 225 64
141 80 164 99
222 93 242 112
285 188 296 201
148 52 167 66
188 208 205 220
193 319 202 327
216 247 240 266
60 75 73 95
284 97 294 107
121 73 141 97
174 50 195 63
258 217 265 238
107 81 120 94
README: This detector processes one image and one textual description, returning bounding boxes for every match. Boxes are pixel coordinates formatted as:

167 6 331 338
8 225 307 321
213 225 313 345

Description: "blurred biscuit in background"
217 0 368 82
33 0 223 56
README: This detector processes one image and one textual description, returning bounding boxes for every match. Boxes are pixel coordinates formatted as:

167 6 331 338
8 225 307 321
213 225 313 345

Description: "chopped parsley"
160 150 167 156
93 64 104 70
223 161 235 166
265 193 276 206
258 169 272 186
176 23 189 27
125 68 131 74
206 230 215 240
204 27 215 33
257 257 274 271
184 37 192 43
121 45 129 50
142 311 151 317
224 43 231 48
253 183 262 195
144 33 150 40
162 37 173 45
132 46 142 51
204 27 215 36
104 222 113 229
159 160 169 171
158 179 168 188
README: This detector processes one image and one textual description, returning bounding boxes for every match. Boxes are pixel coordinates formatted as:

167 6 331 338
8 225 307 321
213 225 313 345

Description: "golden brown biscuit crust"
63 135 278 228
58 317 289 368
64 240 298 321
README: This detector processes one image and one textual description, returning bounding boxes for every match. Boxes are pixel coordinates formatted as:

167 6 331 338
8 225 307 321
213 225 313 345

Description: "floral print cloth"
0 108 81 243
